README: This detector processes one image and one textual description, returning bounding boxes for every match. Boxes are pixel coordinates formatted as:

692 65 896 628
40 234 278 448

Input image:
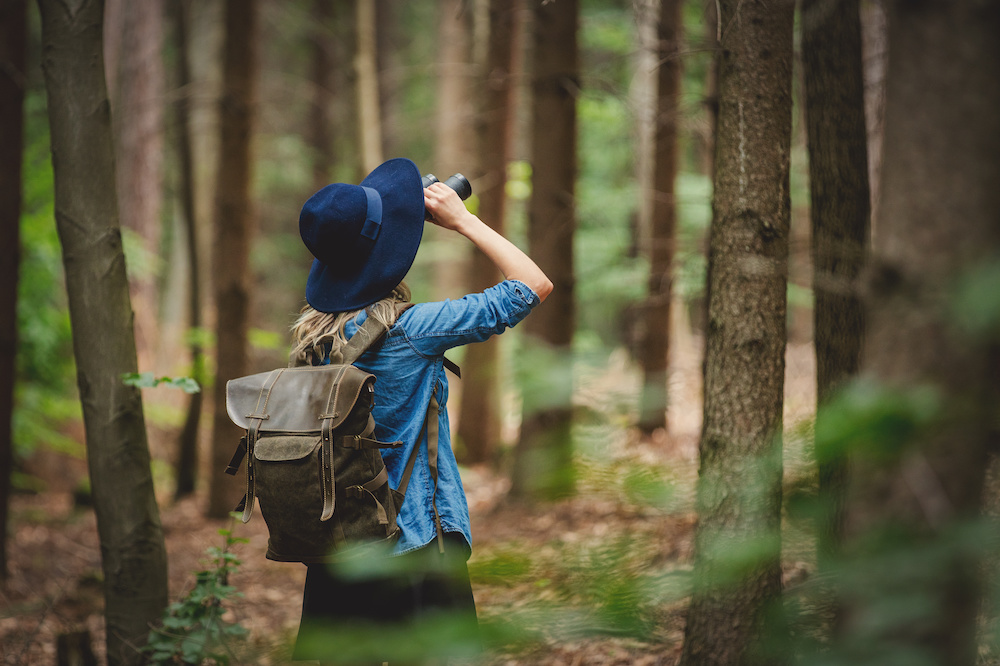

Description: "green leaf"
121 372 201 394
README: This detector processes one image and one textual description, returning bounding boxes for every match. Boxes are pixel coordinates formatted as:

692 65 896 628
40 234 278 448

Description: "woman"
290 158 552 664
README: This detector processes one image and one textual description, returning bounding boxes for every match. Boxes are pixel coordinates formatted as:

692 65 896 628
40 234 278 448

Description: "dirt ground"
0 343 818 665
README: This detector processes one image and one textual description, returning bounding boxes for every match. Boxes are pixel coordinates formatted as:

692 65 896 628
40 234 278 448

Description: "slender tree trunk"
0 0 27 582
171 0 203 500
207 0 257 519
375 0 400 158
638 0 682 434
355 0 382 176
678 1 794 664
308 0 335 192
510 0 578 500
430 0 475 303
801 0 870 583
838 2 1000 664
458 0 518 464
860 0 887 228
113 0 165 370
434 0 475 176
36 0 168 661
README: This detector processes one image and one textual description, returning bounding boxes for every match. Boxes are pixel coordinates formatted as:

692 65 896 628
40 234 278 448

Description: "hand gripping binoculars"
422 173 472 220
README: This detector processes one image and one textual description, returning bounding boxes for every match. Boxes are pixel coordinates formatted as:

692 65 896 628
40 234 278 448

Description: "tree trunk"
637 0 682 434
801 0 870 582
171 0 203 501
859 0 887 228
838 2 1000 664
308 0 335 192
510 0 578 500
207 0 257 519
458 0 518 464
677 1 794 664
113 0 164 371
429 0 475 304
36 0 168 661
355 0 382 176
0 0 27 582
56 630 97 666
375 0 400 158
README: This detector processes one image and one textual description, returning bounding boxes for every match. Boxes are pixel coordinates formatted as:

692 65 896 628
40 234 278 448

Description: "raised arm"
424 183 553 302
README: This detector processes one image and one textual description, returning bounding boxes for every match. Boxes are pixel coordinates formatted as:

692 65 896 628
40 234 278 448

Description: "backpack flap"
226 364 375 434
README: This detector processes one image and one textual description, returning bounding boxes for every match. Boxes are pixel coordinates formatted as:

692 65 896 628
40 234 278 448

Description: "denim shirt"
336 279 539 556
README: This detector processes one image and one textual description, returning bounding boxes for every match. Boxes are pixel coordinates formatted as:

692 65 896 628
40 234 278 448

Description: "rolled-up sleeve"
400 280 540 356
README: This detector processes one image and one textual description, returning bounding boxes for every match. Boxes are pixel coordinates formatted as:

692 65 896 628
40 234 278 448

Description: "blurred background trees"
5 0 1000 663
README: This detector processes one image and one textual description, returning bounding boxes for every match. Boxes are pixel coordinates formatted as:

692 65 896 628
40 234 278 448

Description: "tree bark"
207 0 257 519
0 0 27 582
637 0 682 434
801 0 870 581
171 0 203 501
113 0 164 371
458 0 518 464
510 0 578 500
839 2 1000 664
36 0 168 661
678 1 794 664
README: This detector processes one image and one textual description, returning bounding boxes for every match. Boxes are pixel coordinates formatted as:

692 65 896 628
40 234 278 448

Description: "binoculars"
422 173 472 220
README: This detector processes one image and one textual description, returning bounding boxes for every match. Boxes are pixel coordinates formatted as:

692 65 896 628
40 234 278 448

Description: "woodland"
1 0 999 665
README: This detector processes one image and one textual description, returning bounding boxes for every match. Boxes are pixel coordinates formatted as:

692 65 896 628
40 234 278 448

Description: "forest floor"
0 342 819 665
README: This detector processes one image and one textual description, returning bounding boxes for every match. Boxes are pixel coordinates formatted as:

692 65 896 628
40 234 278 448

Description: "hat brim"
305 158 424 312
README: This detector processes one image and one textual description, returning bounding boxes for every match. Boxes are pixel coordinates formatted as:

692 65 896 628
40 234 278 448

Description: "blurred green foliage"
14 87 81 468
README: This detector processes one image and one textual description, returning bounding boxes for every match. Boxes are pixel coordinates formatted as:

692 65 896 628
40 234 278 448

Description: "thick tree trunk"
838 2 1000 664
0 0 27 582
458 0 518 464
510 0 578 500
801 0 870 581
638 0 682 434
207 0 257 519
36 0 168 661
113 0 164 370
171 0 203 500
678 1 794 664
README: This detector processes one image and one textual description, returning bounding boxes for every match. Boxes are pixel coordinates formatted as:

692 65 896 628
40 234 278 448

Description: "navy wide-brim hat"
300 158 424 313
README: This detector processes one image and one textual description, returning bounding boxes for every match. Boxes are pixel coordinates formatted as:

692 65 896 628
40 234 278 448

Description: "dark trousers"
293 534 480 665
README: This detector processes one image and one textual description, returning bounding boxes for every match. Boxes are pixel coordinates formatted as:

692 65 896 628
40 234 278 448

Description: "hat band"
356 186 383 252
349 186 382 259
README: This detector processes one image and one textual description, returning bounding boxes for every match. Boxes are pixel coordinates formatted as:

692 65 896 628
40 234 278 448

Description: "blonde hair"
289 283 411 366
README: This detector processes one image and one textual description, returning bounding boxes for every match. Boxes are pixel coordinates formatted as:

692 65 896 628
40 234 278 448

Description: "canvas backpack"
223 314 445 563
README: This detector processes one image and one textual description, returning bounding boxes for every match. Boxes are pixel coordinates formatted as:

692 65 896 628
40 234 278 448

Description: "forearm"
454 212 553 302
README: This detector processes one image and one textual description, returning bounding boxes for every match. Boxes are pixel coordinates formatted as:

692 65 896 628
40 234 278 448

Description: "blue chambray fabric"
330 279 540 556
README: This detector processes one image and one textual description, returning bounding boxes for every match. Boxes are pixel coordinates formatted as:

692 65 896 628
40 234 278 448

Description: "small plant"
143 523 250 664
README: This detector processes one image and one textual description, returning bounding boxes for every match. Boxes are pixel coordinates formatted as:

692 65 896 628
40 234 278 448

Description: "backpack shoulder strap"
394 387 446 554
340 314 390 366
